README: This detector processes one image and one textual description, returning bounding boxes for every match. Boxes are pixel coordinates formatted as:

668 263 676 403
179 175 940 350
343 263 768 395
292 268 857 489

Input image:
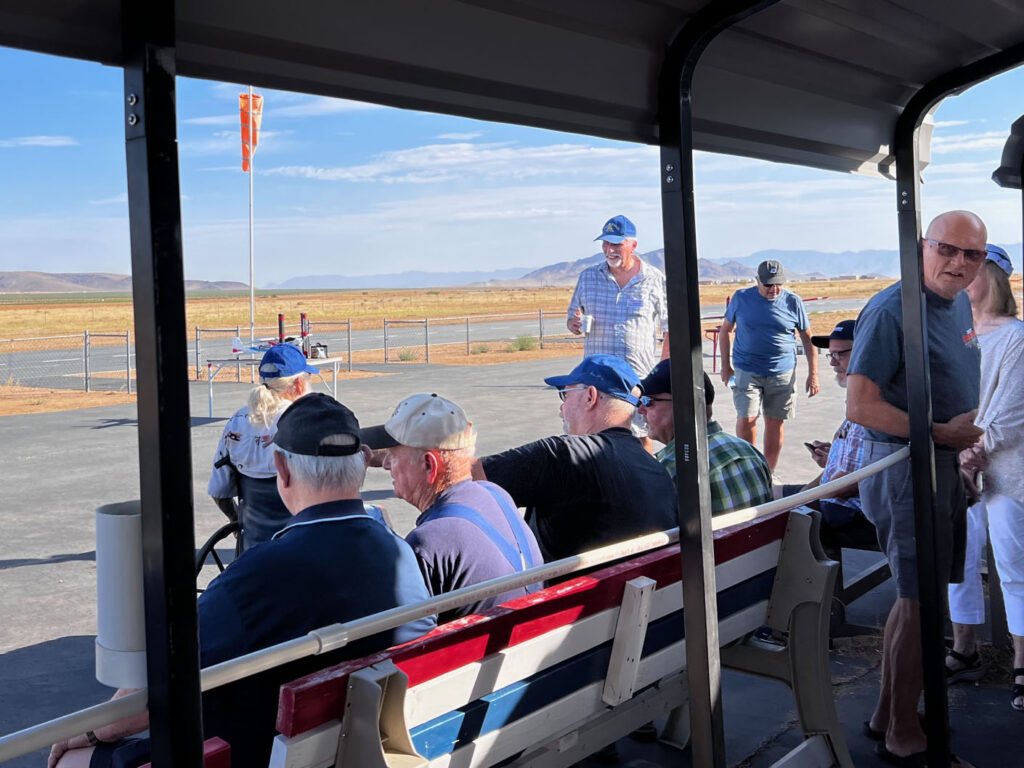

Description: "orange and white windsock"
239 92 264 172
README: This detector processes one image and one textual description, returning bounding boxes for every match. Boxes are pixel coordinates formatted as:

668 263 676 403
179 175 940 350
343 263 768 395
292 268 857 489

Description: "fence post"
539 308 544 349
126 330 132 394
384 319 389 363
347 318 353 372
235 325 242 382
195 326 201 381
424 318 430 364
84 330 91 392
466 316 470 356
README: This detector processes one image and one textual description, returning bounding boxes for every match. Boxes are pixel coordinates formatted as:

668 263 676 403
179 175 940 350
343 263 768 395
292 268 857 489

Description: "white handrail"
0 444 908 761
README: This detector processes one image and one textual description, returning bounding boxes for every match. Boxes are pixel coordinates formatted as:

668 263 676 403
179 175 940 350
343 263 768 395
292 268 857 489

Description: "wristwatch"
86 730 102 746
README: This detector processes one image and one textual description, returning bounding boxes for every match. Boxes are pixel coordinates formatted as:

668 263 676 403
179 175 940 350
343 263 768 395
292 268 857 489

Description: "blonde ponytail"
247 372 306 428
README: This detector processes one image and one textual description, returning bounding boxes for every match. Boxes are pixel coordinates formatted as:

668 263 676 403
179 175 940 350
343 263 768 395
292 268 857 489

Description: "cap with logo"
756 259 786 286
594 215 637 244
544 354 641 406
986 244 1014 276
258 343 318 379
811 318 856 348
639 359 715 407
360 393 475 450
271 393 361 456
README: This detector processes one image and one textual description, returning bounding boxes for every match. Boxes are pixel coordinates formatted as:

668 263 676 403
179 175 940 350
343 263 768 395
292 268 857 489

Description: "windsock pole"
248 85 256 382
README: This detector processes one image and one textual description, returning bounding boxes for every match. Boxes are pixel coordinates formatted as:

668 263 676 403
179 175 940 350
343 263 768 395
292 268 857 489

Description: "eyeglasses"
924 238 987 264
557 385 587 402
826 349 851 363
639 395 672 407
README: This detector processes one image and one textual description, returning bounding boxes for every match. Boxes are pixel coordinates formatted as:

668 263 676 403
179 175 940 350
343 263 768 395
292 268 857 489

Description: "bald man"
847 211 985 766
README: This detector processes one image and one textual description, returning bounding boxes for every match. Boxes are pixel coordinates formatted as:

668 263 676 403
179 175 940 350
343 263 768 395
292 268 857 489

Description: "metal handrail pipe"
0 447 907 759
0 334 83 343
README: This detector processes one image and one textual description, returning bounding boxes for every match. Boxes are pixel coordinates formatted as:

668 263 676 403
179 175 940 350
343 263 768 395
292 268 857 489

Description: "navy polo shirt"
197 498 436 765
481 427 677 562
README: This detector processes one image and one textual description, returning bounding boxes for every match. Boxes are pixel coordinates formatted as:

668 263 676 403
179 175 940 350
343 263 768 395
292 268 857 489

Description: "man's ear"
424 450 442 484
273 451 291 488
586 385 600 409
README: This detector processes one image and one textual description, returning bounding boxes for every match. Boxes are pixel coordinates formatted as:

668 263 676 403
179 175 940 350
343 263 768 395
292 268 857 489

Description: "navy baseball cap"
545 354 641 406
639 360 715 407
594 215 637 244
272 393 361 456
811 318 856 349
258 343 318 378
987 244 1013 276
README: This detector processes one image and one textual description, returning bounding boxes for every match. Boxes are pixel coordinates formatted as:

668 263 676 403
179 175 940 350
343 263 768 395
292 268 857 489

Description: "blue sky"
0 45 1021 286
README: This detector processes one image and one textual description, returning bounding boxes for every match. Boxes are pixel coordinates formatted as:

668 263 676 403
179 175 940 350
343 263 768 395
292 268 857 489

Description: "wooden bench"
264 509 851 768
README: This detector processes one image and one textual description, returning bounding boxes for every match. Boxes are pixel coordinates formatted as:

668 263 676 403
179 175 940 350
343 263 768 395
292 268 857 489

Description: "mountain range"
2 243 1021 292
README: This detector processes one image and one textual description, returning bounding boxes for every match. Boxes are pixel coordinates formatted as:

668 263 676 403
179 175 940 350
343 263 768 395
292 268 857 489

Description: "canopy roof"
3 0 1024 178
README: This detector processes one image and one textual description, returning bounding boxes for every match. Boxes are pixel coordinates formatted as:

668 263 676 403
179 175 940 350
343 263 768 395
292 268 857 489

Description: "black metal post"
122 1 204 765
894 40 1024 768
657 2 777 766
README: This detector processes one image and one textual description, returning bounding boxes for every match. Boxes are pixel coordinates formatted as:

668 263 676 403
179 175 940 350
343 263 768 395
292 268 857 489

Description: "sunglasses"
639 395 672 407
557 385 587 402
924 238 987 264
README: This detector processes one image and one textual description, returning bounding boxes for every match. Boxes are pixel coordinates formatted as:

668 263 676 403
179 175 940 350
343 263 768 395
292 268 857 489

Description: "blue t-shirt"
846 282 981 445
197 499 436 765
407 479 544 624
724 286 810 375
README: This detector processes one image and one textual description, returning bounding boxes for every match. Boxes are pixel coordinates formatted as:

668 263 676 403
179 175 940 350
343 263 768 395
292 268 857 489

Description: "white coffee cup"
581 314 594 333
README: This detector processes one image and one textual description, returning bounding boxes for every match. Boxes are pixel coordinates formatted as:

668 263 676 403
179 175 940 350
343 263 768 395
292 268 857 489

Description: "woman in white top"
208 343 316 550
946 245 1024 711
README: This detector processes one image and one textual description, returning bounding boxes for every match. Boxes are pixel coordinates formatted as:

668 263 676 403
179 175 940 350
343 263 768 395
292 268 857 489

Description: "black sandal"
1012 667 1024 712
945 649 984 683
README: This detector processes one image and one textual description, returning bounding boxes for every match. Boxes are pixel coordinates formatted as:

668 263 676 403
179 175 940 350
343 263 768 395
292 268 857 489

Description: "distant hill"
271 268 531 290
518 250 782 285
0 271 248 293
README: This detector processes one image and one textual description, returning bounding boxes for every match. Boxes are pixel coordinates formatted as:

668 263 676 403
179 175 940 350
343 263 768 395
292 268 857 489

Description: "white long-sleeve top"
977 318 1024 502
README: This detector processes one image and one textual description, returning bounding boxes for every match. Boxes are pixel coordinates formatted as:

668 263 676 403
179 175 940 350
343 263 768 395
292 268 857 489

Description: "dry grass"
0 279 912 340
0 385 136 416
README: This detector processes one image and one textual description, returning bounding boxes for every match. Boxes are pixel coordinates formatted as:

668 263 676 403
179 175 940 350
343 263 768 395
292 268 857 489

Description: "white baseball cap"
360 393 475 450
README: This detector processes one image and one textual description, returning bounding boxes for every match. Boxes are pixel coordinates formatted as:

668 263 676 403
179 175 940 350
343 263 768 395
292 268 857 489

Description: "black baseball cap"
272 393 361 456
639 359 715 408
811 318 856 349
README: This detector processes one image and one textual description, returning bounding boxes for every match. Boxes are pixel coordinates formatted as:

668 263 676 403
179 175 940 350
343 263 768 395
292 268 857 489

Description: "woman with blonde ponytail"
208 344 317 551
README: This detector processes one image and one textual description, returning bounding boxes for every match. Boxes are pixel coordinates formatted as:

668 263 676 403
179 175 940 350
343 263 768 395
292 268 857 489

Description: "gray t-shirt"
847 282 980 445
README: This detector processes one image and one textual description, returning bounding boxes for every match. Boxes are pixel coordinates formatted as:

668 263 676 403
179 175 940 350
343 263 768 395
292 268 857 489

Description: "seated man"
50 394 436 768
639 360 772 514
474 354 677 562
361 393 543 624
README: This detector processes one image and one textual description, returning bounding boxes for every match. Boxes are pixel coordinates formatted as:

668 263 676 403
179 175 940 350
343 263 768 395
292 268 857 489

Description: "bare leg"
762 417 784 470
55 747 96 768
883 598 927 757
735 417 757 447
948 622 978 658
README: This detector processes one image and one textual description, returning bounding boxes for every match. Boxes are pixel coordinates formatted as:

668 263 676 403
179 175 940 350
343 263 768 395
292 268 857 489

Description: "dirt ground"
0 385 137 416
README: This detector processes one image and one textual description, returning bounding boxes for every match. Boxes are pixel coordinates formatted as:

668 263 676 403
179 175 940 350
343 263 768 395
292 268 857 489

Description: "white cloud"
0 135 78 148
265 141 658 184
182 114 237 127
931 131 1008 154
268 96 383 118
89 193 128 205
436 132 482 140
933 120 972 128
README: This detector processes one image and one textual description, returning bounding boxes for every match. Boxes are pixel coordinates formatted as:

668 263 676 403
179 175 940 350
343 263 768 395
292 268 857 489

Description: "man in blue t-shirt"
362 393 543 625
847 211 985 766
719 260 819 469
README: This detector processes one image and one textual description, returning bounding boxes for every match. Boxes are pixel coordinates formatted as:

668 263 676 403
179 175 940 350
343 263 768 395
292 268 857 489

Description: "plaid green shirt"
655 421 774 515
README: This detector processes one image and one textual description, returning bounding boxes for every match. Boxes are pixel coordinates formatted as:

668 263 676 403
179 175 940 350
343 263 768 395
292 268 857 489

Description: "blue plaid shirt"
821 419 866 511
568 260 668 377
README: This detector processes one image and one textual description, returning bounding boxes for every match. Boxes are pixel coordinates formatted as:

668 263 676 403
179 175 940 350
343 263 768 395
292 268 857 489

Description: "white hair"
275 435 367 492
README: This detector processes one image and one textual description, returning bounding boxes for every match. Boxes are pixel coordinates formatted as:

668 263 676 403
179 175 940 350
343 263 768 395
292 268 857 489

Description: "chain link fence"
0 331 132 392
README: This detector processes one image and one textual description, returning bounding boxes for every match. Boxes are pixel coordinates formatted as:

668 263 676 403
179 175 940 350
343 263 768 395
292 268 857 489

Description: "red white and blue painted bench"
266 509 852 768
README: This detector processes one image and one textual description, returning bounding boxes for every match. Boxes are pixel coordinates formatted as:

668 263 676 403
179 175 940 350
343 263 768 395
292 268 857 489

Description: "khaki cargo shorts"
732 367 797 421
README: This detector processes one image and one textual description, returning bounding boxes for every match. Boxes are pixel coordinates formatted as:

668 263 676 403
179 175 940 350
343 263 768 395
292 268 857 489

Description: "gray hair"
275 435 367 492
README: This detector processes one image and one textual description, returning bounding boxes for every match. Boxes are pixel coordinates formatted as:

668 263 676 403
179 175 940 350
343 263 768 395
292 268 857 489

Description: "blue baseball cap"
987 244 1013 276
594 215 637 244
544 354 641 406
258 343 318 379
811 318 856 348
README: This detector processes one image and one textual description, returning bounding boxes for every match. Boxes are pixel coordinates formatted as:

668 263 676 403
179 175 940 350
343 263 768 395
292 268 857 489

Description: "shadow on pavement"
0 551 95 571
